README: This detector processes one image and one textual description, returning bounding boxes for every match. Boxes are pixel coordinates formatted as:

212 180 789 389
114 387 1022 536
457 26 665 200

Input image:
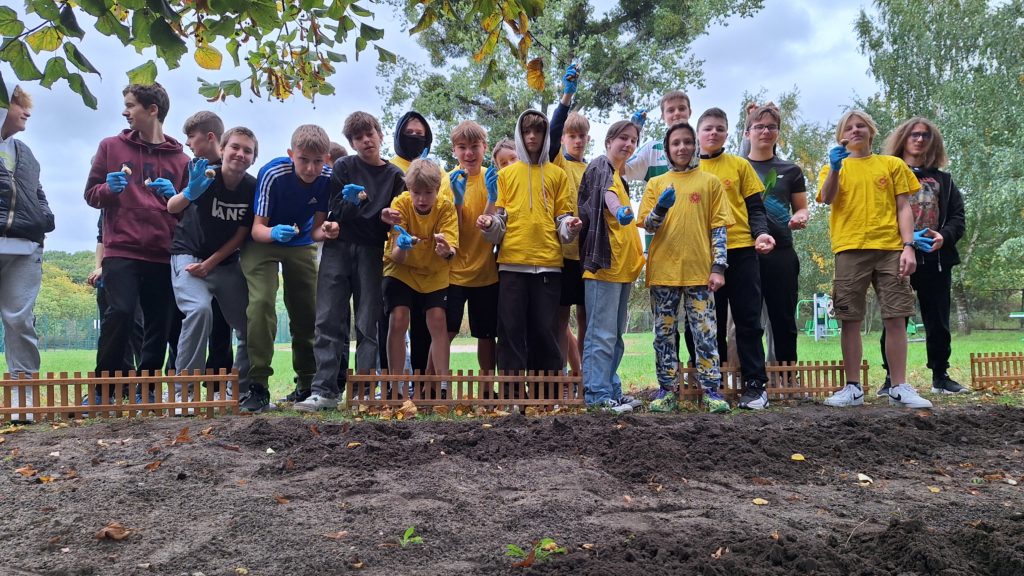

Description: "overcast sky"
7 0 878 253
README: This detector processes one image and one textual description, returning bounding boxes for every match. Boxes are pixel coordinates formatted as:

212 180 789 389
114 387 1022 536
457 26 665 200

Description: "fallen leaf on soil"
581 543 596 551
236 479 247 486
11 447 21 456
51 422 69 429
397 400 418 419
310 424 320 437
0 425 25 434
97 440 110 447
172 427 192 445
95 522 130 541
433 405 450 417
49 451 60 457
357 404 368 413
711 546 729 559
146 445 161 454
927 486 941 493
145 460 162 472
0 437 5 444
770 530 780 541
200 426 214 437
857 473 874 486
511 547 537 568
1006 478 1018 486
273 494 290 504
65 469 79 479
492 409 511 417
235 569 249 575
282 458 295 471
482 423 493 429
346 555 365 569
983 473 1005 482
524 407 540 417
752 498 769 505
38 475 57 483
221 444 240 452
966 489 980 496
623 495 633 504
265 448 276 454
751 476 773 486
473 406 487 417
378 407 393 419
347 442 361 449
960 462 974 468
324 530 349 540
15 464 37 477
791 454 805 461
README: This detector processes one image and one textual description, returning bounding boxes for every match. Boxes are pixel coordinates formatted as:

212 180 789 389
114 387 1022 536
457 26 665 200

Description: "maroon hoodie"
84 129 189 263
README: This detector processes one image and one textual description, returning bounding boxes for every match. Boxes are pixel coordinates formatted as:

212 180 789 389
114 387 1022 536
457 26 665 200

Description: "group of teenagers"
0 66 966 418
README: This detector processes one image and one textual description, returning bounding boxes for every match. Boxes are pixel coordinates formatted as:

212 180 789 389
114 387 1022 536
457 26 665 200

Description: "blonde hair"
451 120 488 146
836 110 878 145
404 158 441 194
290 124 330 155
882 117 948 169
10 86 32 109
491 138 515 164
564 111 590 135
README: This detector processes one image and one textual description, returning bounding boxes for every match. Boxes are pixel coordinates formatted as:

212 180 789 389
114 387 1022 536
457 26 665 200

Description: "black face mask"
398 133 427 160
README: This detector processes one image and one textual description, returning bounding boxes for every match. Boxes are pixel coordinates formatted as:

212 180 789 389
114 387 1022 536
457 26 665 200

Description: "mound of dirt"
1 404 1021 575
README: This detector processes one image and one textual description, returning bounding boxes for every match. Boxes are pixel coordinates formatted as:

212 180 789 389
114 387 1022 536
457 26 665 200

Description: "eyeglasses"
909 131 932 140
750 124 779 133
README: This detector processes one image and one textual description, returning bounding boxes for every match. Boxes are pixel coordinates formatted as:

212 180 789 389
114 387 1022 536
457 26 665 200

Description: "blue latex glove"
106 171 128 193
913 229 934 252
342 183 365 205
616 206 634 225
562 64 579 95
657 186 676 209
394 225 416 250
484 165 498 203
146 177 177 198
185 158 214 202
630 109 647 128
419 146 430 160
449 169 466 206
828 145 850 172
270 224 298 243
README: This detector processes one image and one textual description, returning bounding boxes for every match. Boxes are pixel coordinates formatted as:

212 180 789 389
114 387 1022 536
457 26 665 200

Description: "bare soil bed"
2 403 1023 575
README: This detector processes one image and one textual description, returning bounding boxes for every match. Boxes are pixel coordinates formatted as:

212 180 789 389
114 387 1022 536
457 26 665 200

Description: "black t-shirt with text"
171 171 256 263
746 156 807 249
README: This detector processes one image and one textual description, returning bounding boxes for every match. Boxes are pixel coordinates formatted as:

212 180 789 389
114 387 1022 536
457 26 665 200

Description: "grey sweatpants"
310 241 383 398
171 254 251 396
1 245 42 419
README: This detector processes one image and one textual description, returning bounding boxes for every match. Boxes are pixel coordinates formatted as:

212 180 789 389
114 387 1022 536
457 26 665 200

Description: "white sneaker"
173 392 194 416
212 389 234 402
10 386 34 423
618 394 643 409
823 383 865 407
294 394 339 412
595 399 633 414
888 384 933 409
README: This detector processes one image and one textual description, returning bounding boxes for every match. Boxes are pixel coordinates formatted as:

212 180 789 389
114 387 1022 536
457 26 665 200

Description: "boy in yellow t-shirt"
639 122 732 414
577 121 645 413
477 110 582 387
445 121 499 376
384 159 458 393
817 109 931 409
689 107 775 411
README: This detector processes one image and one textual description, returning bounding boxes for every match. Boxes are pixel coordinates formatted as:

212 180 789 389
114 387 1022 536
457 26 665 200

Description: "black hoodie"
393 112 433 161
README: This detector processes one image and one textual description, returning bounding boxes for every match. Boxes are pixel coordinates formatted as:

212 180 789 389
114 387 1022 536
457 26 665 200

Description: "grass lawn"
5 330 1021 399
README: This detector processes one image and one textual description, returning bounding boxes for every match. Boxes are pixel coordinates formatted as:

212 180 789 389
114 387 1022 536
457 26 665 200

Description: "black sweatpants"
685 247 767 384
880 261 952 377
497 271 562 373
759 245 800 363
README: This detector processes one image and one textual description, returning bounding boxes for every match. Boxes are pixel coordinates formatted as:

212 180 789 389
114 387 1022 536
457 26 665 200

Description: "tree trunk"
953 228 980 335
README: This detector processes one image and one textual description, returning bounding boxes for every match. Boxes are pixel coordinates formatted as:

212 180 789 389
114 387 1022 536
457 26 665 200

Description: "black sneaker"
277 387 311 404
738 381 769 410
239 388 278 413
931 374 969 394
876 374 892 398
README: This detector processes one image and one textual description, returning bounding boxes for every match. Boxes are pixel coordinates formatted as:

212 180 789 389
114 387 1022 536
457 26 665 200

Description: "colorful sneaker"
649 390 678 413
876 374 892 397
294 394 339 412
888 383 933 408
738 381 769 410
595 399 633 414
823 383 865 407
702 388 730 414
931 374 969 394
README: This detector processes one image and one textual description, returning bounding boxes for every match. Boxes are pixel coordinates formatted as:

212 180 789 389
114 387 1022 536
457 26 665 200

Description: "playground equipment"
797 293 838 341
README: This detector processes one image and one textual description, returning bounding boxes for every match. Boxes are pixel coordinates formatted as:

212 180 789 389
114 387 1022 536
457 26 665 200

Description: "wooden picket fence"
344 360 865 410
0 370 239 423
970 352 1024 392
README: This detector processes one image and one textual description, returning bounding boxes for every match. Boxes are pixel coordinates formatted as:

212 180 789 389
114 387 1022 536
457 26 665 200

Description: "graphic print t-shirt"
171 171 257 263
910 166 940 231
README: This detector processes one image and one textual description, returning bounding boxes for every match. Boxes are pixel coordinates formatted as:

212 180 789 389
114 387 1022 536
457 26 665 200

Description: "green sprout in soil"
399 526 423 548
506 538 567 566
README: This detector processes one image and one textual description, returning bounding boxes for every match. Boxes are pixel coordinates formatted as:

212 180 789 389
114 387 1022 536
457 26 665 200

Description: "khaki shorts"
832 249 915 321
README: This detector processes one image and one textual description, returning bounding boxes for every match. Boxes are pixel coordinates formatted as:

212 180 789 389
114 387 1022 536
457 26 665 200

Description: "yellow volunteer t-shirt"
449 171 498 287
584 172 644 283
816 154 920 254
495 161 571 268
390 155 454 204
553 150 587 261
639 169 733 287
699 153 764 249
383 192 459 293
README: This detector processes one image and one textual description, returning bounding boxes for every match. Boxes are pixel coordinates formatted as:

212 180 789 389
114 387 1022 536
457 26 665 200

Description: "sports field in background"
3 331 1020 399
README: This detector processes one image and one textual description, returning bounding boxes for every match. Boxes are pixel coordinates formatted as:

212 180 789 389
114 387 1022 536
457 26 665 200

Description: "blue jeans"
583 279 630 405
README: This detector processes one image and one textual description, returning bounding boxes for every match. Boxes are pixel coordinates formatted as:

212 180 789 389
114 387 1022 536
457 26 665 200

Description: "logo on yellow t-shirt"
690 192 701 204
876 176 889 189
721 178 733 189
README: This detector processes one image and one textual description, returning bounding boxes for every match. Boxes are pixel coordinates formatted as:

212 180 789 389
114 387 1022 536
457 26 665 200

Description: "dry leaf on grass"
273 494 290 505
95 522 130 541
0 425 25 434
145 460 162 472
433 405 450 417
324 530 350 540
15 464 37 477
397 400 418 419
